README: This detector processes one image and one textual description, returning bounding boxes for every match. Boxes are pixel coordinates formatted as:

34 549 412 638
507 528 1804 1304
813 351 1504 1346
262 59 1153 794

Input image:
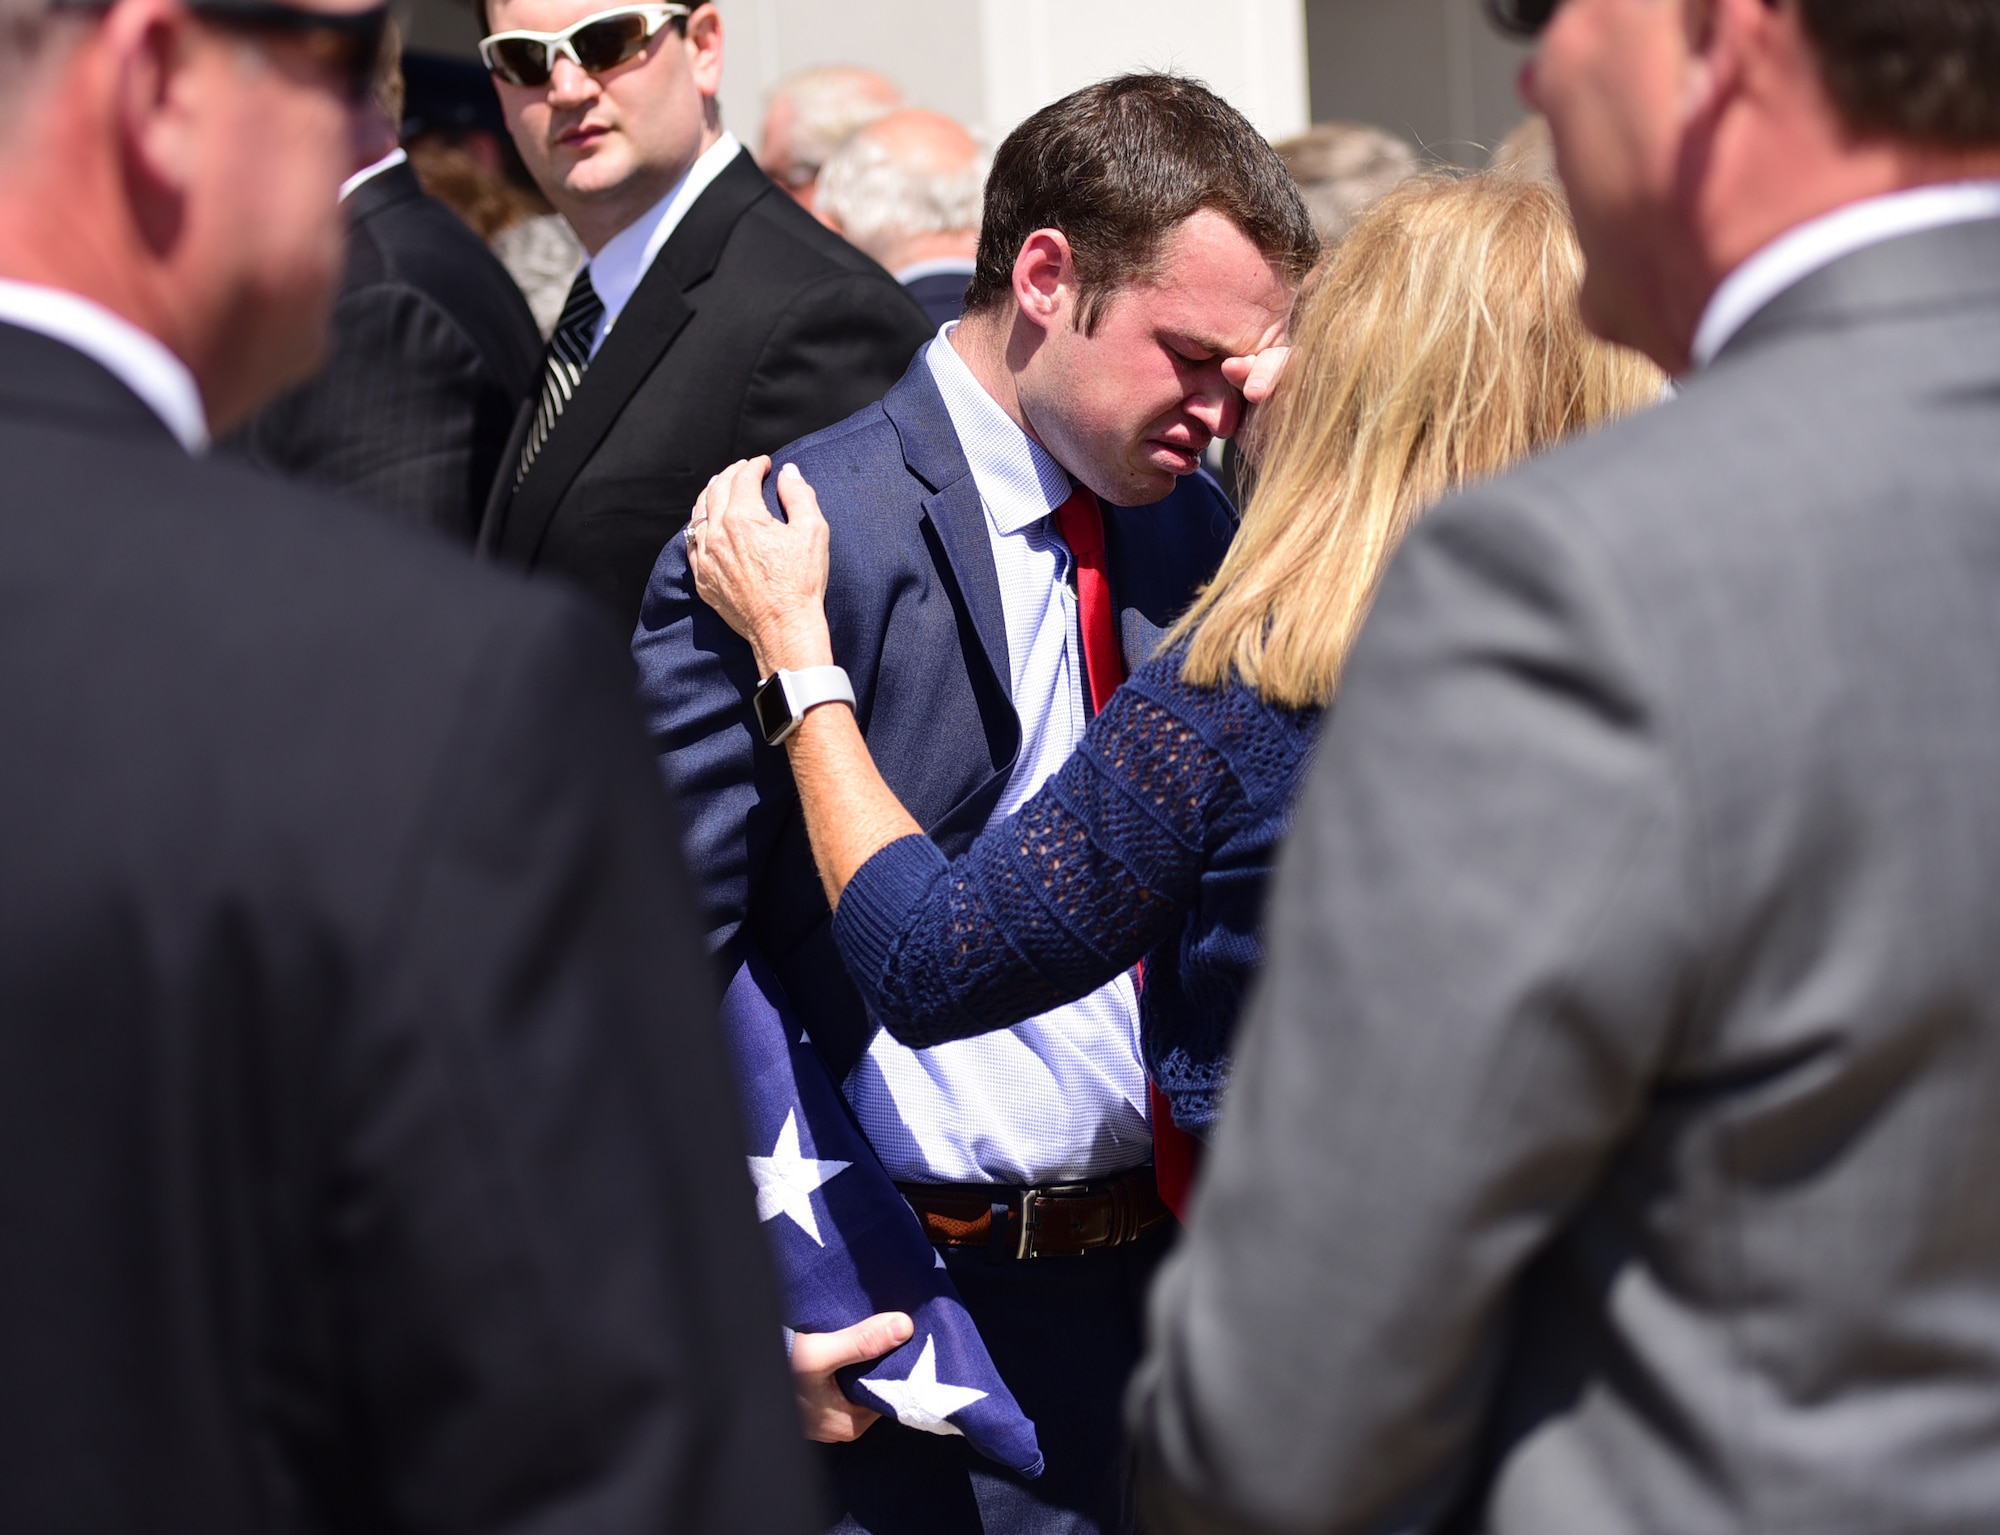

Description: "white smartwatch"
752 665 855 746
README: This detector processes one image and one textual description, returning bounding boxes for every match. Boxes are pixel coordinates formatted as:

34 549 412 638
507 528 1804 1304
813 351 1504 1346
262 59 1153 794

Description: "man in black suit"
0 0 819 1530
474 0 933 628
227 34 543 541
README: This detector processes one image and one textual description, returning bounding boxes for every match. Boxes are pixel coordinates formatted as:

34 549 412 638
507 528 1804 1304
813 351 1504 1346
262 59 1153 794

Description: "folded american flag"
721 949 1045 1478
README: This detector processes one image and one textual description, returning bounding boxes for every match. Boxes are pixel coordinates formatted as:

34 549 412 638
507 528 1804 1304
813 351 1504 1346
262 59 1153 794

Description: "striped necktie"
516 266 604 484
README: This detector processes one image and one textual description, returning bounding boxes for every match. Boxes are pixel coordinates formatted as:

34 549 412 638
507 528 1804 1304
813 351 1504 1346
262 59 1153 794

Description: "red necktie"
1053 485 1202 1220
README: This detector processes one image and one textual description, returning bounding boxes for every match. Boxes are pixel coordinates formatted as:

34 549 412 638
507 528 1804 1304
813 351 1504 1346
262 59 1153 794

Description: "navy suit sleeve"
342 590 821 1533
631 528 794 949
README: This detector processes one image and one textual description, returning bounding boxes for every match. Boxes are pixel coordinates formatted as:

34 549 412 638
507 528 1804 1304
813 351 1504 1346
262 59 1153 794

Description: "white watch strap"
778 665 855 728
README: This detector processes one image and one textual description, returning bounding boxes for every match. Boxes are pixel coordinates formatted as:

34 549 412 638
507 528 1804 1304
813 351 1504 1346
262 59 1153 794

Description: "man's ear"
1682 0 1770 125
106 0 199 251
687 2 723 99
1010 229 1072 335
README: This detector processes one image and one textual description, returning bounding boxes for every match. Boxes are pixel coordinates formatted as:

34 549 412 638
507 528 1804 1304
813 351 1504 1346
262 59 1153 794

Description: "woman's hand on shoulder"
687 457 836 676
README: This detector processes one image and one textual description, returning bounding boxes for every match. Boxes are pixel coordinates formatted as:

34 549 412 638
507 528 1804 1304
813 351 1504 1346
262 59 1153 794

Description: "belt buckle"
1016 1182 1092 1259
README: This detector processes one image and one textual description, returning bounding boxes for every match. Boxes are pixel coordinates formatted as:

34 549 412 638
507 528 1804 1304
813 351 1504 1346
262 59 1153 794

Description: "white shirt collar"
894 256 977 285
923 323 1073 535
0 279 209 453
584 131 741 352
339 146 408 203
1691 181 2000 370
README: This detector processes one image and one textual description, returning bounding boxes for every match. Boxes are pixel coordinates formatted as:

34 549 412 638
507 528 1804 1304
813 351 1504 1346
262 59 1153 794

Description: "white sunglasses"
479 3 689 87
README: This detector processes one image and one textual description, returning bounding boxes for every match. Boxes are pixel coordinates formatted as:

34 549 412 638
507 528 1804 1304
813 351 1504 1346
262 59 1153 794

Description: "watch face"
753 675 793 744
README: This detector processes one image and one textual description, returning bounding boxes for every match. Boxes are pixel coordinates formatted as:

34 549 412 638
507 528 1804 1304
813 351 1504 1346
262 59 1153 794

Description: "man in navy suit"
634 74 1317 1535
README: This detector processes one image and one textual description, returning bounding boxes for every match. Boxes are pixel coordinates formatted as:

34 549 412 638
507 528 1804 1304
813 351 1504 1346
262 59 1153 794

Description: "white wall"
401 0 1313 152
401 0 1533 171
970 0 1309 143
716 0 1310 152
716 0 986 142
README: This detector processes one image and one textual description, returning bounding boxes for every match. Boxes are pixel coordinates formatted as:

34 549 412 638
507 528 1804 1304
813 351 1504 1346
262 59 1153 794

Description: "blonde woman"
690 172 1661 1154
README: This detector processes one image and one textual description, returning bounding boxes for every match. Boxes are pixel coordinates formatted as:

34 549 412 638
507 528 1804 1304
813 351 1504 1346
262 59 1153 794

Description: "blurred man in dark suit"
227 27 543 541
0 0 819 1528
1133 2 2000 1532
817 108 985 328
475 0 931 629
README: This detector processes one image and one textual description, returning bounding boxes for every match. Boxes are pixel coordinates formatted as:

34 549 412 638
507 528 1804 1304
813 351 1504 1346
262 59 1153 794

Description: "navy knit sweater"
831 648 1322 1139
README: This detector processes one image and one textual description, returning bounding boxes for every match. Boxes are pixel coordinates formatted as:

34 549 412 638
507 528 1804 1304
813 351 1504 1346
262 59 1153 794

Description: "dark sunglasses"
479 2 687 88
1484 0 1559 37
52 0 389 101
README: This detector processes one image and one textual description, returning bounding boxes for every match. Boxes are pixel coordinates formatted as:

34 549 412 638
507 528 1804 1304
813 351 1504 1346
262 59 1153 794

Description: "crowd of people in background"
4 0 2000 1533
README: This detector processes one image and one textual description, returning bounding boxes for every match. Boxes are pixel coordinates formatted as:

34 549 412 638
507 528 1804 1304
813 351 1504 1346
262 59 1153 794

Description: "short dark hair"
965 73 1319 331
1798 0 2000 147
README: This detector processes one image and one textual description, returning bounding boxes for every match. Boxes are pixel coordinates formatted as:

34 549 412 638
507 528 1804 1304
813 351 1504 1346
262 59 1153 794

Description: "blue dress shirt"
840 328 1153 1186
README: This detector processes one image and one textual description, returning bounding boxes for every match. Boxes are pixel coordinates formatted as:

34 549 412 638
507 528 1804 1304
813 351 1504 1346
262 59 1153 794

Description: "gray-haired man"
818 107 987 326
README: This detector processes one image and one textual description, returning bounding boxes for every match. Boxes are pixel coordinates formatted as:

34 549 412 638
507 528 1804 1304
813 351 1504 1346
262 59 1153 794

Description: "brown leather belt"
897 1168 1172 1260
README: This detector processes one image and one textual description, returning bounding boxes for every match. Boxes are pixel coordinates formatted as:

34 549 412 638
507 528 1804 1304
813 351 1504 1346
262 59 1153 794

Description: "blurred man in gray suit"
1132 2 2000 1532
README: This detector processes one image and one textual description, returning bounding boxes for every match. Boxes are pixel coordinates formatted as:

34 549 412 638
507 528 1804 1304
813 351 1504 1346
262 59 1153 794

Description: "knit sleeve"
831 669 1237 1048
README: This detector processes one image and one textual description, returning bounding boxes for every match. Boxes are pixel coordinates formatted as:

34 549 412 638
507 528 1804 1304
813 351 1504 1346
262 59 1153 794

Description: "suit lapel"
493 261 693 566
920 480 1012 702
881 364 1014 699
654 151 775 291
495 152 777 568
342 160 421 232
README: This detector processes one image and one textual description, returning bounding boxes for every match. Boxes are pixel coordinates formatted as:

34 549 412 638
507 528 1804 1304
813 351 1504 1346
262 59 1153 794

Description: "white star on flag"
859 1334 989 1436
747 1108 851 1246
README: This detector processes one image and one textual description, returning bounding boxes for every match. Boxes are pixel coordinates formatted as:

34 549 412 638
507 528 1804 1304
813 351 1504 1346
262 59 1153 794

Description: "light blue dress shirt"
840 328 1154 1186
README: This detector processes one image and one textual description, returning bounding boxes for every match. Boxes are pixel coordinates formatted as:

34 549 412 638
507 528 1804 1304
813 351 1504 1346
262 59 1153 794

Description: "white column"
714 0 1311 154
715 0 989 150
976 0 1309 143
